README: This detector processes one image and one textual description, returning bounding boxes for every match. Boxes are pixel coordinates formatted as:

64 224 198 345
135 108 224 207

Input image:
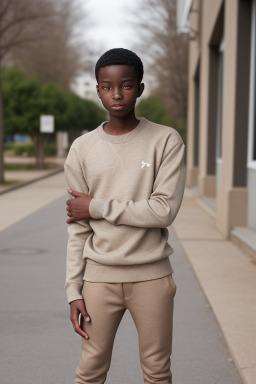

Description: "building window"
216 38 224 160
248 0 256 166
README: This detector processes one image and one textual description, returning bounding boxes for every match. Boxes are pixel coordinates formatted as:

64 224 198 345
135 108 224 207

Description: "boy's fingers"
71 317 89 339
81 311 91 322
76 301 91 322
67 189 83 198
66 217 75 224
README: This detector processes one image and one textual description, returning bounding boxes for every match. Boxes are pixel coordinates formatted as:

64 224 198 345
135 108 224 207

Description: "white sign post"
40 115 55 133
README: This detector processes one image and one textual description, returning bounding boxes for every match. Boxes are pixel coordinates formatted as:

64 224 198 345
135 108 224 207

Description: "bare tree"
128 0 188 120
10 0 91 90
0 0 55 182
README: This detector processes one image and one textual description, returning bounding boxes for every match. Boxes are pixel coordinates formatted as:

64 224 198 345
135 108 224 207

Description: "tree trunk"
0 82 5 184
35 132 45 169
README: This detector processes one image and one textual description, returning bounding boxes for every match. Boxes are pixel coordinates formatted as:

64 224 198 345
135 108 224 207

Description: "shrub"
44 144 57 156
4 143 14 151
136 96 187 145
12 142 35 156
4 142 57 157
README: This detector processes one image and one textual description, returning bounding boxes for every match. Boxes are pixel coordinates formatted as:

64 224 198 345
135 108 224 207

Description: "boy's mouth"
111 104 125 110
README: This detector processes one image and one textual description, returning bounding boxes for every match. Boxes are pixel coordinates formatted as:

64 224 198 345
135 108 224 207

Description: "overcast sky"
73 0 139 98
86 0 137 51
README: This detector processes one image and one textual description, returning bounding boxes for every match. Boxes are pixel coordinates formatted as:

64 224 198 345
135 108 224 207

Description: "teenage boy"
65 48 185 384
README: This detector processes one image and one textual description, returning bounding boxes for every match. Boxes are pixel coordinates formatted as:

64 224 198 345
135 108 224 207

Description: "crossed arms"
66 142 185 228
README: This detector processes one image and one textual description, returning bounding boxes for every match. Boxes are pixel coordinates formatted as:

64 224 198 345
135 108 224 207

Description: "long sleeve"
89 141 186 228
64 145 93 303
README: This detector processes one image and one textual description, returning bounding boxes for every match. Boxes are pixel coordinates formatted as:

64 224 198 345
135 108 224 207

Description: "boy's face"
96 65 144 119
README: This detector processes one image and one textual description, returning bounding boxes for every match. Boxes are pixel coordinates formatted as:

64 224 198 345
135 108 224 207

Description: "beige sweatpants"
74 274 176 384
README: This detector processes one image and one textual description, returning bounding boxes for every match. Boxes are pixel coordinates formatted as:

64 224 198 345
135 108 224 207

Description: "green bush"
44 144 57 156
4 143 14 151
12 142 35 156
4 142 57 156
136 96 187 145
2 68 106 139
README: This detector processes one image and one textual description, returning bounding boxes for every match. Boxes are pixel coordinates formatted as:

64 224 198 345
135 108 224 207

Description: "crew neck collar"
97 117 147 144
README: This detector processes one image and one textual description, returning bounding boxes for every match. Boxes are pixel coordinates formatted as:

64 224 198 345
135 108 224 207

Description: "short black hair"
95 48 144 84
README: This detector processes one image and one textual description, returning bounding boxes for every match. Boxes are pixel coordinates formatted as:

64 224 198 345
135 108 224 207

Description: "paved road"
0 196 243 384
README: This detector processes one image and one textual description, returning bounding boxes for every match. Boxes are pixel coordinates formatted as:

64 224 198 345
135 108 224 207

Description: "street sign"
40 115 55 133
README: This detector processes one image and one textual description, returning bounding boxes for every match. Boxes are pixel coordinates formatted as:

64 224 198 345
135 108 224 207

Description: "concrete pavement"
0 172 66 232
0 156 64 194
172 188 256 384
0 172 255 383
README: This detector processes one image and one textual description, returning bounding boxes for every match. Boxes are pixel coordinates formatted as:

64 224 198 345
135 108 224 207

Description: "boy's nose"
112 89 122 99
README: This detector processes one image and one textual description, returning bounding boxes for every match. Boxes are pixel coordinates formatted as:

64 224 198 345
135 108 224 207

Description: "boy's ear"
138 83 144 98
96 85 101 99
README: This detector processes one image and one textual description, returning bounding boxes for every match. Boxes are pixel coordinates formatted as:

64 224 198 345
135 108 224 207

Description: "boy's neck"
104 113 140 136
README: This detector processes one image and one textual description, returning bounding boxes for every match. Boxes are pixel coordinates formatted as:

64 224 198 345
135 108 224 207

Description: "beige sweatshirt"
64 117 185 303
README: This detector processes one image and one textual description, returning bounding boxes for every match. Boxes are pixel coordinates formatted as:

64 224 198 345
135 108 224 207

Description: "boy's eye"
123 85 131 89
102 86 110 90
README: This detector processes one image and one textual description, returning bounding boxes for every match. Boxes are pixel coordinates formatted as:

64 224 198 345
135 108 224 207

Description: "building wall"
247 0 256 230
186 0 254 237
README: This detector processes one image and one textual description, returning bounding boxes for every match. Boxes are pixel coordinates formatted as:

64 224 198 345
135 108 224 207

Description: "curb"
0 167 64 196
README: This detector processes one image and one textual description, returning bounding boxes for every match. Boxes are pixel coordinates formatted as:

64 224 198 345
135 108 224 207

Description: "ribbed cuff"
65 282 84 304
89 199 107 219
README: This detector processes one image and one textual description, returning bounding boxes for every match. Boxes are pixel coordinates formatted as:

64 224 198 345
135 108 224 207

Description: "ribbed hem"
83 257 173 283
97 117 147 143
65 282 84 303
89 199 106 219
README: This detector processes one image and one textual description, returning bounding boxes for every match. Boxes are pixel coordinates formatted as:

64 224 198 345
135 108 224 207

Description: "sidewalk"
172 188 256 384
0 156 65 194
0 171 66 232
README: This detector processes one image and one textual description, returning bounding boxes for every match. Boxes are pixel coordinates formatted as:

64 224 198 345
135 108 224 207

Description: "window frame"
248 0 256 170
216 37 225 164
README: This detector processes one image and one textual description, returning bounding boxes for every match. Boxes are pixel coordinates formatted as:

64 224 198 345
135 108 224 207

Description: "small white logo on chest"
141 161 151 168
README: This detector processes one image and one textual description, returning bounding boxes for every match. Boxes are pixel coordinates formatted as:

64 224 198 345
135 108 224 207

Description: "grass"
1 180 19 186
4 143 57 157
4 163 58 171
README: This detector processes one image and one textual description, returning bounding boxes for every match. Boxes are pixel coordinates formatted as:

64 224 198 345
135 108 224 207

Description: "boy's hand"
70 299 91 339
66 189 92 223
